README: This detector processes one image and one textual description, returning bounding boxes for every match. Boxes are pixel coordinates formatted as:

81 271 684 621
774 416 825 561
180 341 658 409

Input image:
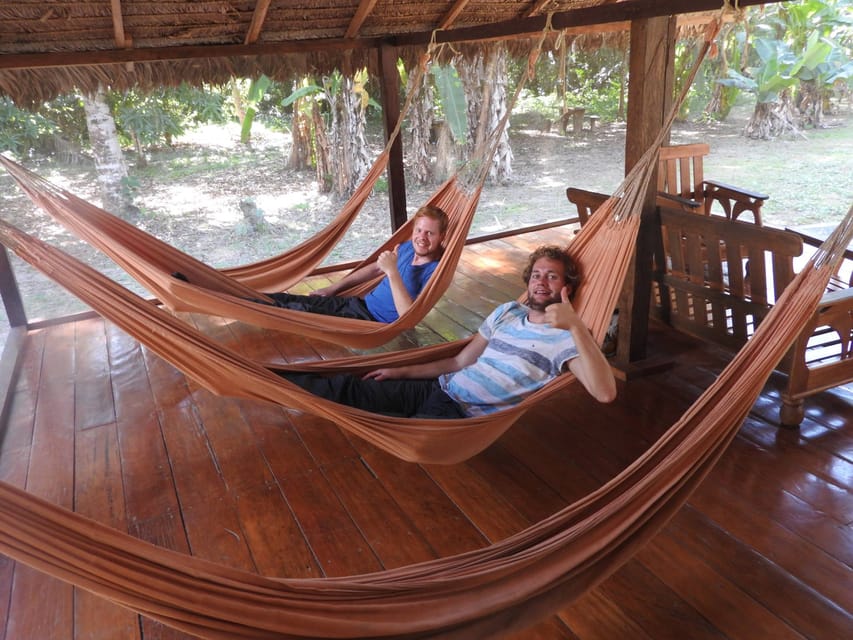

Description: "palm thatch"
0 0 760 105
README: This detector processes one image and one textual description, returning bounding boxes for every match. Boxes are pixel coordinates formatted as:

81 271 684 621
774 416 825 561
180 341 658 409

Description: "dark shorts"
280 373 466 419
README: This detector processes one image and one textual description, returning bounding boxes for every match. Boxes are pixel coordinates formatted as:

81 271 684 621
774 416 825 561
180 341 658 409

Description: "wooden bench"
653 207 853 426
777 231 853 425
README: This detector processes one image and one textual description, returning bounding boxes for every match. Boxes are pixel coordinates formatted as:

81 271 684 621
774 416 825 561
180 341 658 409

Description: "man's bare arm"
545 287 617 403
363 334 488 381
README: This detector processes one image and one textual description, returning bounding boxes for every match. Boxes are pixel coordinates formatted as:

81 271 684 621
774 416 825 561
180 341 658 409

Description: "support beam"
612 14 676 376
346 0 381 39
109 0 130 47
244 0 273 45
378 44 407 231
0 0 778 72
0 247 26 329
438 0 473 30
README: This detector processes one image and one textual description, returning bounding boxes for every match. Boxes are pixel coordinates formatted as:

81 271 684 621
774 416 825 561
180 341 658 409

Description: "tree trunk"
312 101 332 192
485 45 512 184
82 87 138 219
333 74 370 197
408 69 435 185
797 79 823 128
744 91 800 140
457 51 485 167
457 44 513 184
288 95 312 170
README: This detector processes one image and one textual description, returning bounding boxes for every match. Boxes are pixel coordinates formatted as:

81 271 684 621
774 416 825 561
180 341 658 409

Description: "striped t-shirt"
440 301 579 416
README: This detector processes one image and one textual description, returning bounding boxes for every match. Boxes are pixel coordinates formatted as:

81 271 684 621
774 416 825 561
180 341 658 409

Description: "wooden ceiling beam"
109 0 130 48
245 0 273 45
346 0 380 39
396 0 775 45
0 38 385 71
0 0 780 72
438 0 473 30
524 0 556 19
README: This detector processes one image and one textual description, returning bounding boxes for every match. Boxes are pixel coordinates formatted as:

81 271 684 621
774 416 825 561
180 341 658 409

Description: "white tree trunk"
457 45 512 184
487 45 512 184
408 69 435 185
82 87 137 218
332 75 371 197
457 52 485 166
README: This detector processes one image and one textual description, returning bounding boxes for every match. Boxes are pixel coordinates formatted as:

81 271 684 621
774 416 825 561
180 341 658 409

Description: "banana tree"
239 74 272 144
281 69 376 196
719 36 803 138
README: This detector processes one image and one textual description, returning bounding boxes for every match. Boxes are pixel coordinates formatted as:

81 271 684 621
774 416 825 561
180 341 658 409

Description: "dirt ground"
1 103 851 328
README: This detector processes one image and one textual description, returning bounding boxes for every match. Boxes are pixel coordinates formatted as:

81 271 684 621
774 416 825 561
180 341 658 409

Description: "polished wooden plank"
1 230 851 640
7 324 75 640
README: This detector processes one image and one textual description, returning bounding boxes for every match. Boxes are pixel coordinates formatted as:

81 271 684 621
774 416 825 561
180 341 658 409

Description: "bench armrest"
703 179 769 201
656 191 702 211
701 179 769 224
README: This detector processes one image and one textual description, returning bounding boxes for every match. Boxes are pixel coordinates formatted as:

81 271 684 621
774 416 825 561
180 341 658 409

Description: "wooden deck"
1 228 851 639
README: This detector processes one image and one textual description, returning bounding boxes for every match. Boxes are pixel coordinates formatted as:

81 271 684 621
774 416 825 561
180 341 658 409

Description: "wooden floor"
1 228 851 639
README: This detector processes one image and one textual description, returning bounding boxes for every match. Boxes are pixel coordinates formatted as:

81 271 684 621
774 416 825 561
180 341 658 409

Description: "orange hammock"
0 37 549 350
0 205 850 639
0 184 635 464
0 155 478 350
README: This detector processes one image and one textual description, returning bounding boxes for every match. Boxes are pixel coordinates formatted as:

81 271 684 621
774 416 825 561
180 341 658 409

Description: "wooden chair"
658 143 769 224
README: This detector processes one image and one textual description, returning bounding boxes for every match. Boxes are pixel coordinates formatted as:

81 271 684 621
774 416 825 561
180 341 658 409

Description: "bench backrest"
653 207 803 350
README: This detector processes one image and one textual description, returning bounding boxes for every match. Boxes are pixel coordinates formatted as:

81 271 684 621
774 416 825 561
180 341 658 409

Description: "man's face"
526 257 567 311
411 216 445 258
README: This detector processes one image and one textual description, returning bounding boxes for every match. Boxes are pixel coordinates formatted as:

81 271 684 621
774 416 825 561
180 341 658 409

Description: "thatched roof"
0 0 770 105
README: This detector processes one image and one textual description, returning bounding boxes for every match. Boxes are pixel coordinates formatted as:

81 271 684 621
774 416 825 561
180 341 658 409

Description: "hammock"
0 15 724 463
0 37 547 350
0 204 850 639
0 156 478 349
0 187 634 464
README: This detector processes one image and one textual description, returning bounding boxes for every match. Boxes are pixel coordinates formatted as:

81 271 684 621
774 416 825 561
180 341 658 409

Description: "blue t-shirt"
364 240 440 323
440 302 579 416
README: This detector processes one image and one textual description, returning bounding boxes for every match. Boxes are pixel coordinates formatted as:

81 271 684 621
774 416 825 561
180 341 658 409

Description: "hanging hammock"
0 188 635 464
0 204 850 639
0 14 725 463
0 35 548 350
5 12 844 637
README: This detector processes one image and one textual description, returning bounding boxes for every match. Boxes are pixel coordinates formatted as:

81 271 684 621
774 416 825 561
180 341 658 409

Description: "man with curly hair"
282 244 616 417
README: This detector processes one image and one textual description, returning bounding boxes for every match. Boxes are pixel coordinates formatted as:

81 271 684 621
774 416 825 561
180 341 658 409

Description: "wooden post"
378 42 408 231
612 15 676 376
0 246 27 328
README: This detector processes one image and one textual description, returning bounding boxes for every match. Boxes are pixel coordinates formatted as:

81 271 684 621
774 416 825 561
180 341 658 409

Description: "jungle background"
0 0 851 346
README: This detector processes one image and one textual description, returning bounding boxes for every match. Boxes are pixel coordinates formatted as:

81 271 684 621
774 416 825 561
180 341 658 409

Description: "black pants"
259 292 375 321
281 373 466 419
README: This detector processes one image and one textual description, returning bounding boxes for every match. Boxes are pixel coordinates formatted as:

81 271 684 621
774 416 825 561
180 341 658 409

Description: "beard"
526 291 562 311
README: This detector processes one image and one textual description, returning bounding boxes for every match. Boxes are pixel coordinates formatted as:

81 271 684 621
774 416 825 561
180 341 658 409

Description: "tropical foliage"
1 0 851 197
